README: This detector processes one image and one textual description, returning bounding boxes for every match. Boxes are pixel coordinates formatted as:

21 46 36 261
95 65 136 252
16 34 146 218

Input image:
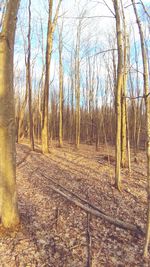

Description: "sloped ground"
0 141 149 266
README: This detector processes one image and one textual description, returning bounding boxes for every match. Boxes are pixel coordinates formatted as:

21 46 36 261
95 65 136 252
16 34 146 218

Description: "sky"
12 0 150 101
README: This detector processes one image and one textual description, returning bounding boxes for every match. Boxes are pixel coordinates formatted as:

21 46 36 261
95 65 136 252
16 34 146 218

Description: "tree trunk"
42 0 62 153
42 0 53 153
113 0 123 190
121 4 128 167
58 25 63 148
27 0 34 150
131 0 150 258
75 23 81 149
18 70 28 142
0 0 20 228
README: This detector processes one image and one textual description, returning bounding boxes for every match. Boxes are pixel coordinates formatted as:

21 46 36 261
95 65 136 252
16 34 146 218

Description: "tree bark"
27 0 34 150
75 23 81 149
131 0 150 257
58 24 63 148
113 0 124 190
121 2 128 167
42 0 62 153
0 0 20 228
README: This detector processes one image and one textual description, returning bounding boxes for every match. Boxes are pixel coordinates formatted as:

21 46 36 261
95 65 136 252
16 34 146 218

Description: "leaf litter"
0 142 149 266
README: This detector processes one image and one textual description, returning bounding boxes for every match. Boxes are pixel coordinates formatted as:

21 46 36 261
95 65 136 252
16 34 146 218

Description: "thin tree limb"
59 15 115 19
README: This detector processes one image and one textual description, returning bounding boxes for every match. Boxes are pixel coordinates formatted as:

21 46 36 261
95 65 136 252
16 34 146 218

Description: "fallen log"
40 171 107 215
39 171 143 235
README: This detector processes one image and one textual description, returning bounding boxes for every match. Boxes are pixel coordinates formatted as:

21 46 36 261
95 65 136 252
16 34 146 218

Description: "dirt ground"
0 141 149 266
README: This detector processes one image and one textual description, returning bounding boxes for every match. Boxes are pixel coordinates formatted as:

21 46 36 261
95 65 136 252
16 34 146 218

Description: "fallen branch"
38 171 143 235
86 212 92 267
40 171 107 215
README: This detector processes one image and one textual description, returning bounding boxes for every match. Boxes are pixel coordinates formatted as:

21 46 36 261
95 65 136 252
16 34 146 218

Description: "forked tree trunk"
0 0 20 228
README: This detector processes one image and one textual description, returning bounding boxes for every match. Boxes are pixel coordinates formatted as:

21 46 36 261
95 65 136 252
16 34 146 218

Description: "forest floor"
0 140 149 266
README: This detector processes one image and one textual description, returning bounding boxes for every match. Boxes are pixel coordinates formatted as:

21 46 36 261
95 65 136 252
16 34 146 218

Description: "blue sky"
13 0 150 102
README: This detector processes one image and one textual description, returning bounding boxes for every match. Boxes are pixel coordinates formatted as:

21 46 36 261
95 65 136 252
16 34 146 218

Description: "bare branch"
59 15 115 20
139 0 150 19
102 0 115 17
123 92 150 100
93 48 117 57
52 0 62 32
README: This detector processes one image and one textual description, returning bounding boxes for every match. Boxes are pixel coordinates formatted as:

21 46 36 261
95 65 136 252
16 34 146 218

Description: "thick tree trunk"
0 0 20 228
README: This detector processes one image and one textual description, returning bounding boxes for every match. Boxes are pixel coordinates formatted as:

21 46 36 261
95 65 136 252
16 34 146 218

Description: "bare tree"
113 0 124 190
58 23 63 148
42 0 62 153
27 0 34 150
75 20 81 149
121 0 128 167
